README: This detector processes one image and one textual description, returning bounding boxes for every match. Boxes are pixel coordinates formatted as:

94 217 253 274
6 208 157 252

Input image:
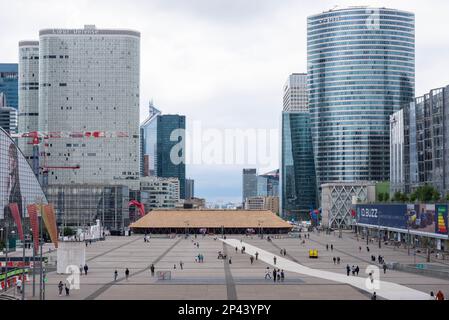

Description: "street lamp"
405 211 411 256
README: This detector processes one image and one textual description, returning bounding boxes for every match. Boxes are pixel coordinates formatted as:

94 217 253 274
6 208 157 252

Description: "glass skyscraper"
0 64 18 110
281 112 317 221
141 109 186 199
307 7 415 190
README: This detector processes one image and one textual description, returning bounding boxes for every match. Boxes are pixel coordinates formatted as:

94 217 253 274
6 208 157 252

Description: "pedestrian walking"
351 265 355 276
346 265 350 276
337 257 340 264
281 270 285 282
58 281 64 296
383 263 387 274
367 246 370 252
250 256 254 264
180 261 184 270
273 256 277 265
83 264 88 275
16 278 22 294
331 244 333 251
273 269 277 282
255 252 259 260
371 292 377 300
369 272 374 284
235 247 238 252
265 267 271 279
114 270 118 281
355 266 360 276
430 291 436 300
333 257 336 264
150 264 155 277
65 283 70 296
359 246 362 252
326 244 329 251
436 290 445 300
125 268 130 280
284 249 287 256
277 269 281 282
173 264 177 269
228 257 232 264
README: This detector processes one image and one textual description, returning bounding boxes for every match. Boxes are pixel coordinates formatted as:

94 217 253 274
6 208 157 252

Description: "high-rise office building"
141 106 186 198
281 111 317 220
257 169 279 197
283 73 308 112
308 7 415 191
140 176 180 208
242 168 257 203
391 85 449 196
0 63 18 110
37 25 140 188
18 41 40 170
185 178 194 199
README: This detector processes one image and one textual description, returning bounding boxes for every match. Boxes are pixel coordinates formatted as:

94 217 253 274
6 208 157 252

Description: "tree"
62 227 75 237
410 185 440 202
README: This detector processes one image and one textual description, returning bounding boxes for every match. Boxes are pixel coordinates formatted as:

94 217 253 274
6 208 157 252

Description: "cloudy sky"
1 0 449 204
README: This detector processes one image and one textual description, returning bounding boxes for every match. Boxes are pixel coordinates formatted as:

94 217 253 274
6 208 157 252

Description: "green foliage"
62 227 75 237
410 184 441 202
392 191 408 202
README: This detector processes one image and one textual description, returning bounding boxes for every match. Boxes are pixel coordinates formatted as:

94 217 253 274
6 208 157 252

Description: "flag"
42 204 58 248
8 203 24 241
27 204 40 252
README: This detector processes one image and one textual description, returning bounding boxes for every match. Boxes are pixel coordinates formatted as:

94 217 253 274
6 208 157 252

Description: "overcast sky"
1 0 449 204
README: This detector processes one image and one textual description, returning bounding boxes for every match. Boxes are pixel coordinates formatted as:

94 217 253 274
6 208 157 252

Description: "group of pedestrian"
241 246 246 254
280 248 287 256
195 253 204 263
112 268 129 281
143 235 150 243
325 244 334 251
58 280 70 296
332 256 341 264
264 267 285 282
346 264 360 276
79 264 89 275
193 242 200 248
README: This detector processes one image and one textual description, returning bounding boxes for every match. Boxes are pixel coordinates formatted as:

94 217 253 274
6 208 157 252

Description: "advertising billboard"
356 203 449 237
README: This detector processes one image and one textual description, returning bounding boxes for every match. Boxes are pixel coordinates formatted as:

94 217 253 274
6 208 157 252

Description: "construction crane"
11 130 130 185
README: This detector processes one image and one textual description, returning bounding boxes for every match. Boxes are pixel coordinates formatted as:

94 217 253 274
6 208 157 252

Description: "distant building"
242 168 257 203
283 73 307 112
281 111 317 221
257 169 279 197
18 41 39 171
183 197 205 209
245 196 279 215
140 176 180 208
141 103 186 198
0 93 17 134
185 178 194 199
0 63 18 110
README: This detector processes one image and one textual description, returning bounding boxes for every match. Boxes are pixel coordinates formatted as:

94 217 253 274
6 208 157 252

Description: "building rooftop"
130 209 291 229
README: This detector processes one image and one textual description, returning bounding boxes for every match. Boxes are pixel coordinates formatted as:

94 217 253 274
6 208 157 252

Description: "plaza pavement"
13 230 449 300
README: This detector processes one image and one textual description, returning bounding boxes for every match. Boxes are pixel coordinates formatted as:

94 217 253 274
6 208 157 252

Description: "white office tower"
18 41 40 171
283 73 308 112
38 25 140 188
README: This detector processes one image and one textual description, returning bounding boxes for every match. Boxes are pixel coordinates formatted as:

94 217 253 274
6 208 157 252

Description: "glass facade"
307 8 415 189
0 127 48 241
281 112 317 220
401 85 449 195
44 184 129 232
0 64 18 110
141 113 186 199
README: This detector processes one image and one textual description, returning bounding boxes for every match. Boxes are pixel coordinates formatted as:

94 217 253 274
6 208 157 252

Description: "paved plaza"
12 230 449 300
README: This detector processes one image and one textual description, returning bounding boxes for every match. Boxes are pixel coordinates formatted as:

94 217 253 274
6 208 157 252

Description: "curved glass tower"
307 7 415 189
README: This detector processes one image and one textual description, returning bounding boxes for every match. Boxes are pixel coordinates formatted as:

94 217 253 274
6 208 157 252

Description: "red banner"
42 204 58 248
27 204 40 252
8 203 24 241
